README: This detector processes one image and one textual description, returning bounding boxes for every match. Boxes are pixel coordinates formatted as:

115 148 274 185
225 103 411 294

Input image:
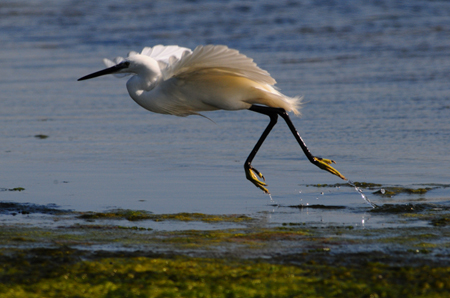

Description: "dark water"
1 0 449 228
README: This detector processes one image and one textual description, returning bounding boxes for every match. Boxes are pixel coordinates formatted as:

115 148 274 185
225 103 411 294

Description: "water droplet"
347 180 377 208
320 192 324 195
380 189 385 194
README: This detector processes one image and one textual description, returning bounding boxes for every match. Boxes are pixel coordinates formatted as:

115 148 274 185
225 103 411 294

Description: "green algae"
152 212 253 223
144 228 311 249
309 182 382 188
0 187 25 193
367 204 450 228
431 217 450 227
67 224 153 231
0 202 70 215
1 206 450 297
377 232 441 246
288 204 346 210
307 182 450 197
0 224 310 251
370 203 430 213
8 187 25 192
0 252 449 298
368 184 450 197
78 210 253 223
34 134 49 139
78 209 153 221
373 187 433 197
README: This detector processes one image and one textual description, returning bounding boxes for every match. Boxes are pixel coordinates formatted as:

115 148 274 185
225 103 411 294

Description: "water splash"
268 193 279 206
348 180 378 208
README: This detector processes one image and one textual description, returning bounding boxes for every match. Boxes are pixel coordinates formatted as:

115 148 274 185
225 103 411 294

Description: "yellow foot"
313 157 347 180
245 165 270 194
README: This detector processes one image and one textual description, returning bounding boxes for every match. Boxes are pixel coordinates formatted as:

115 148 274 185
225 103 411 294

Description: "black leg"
245 105 279 168
276 108 316 163
245 105 346 193
244 105 279 193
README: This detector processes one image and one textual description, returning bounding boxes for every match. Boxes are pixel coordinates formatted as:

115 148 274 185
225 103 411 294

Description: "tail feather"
247 86 303 116
282 95 303 116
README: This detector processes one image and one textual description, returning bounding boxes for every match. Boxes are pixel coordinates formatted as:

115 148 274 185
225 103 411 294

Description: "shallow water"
1 0 450 230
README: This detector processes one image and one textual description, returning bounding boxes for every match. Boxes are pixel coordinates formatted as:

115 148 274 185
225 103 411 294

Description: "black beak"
77 61 130 81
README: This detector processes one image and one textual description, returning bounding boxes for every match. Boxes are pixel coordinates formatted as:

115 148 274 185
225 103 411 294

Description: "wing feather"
162 45 276 85
103 45 193 78
102 45 275 85
140 45 192 64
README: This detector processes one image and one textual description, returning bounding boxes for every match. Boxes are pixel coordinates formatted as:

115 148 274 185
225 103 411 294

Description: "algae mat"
1 205 450 297
1 252 450 298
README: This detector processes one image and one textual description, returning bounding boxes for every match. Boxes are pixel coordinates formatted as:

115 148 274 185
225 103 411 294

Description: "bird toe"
245 165 270 194
313 157 347 180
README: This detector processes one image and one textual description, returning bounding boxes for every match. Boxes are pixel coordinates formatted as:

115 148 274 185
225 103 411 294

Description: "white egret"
78 45 346 193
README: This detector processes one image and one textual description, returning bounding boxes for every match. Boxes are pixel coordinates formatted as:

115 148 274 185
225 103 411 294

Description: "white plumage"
98 45 301 116
78 45 345 194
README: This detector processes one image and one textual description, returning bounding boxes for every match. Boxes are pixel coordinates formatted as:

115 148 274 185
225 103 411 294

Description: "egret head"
78 54 161 82
77 60 131 81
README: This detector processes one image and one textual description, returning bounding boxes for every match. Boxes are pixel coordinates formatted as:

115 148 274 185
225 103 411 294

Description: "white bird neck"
126 56 162 93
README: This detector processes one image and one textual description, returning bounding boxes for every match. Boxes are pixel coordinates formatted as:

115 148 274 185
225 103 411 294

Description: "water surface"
1 0 449 229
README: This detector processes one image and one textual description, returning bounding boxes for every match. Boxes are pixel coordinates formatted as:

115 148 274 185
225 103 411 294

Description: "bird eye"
122 61 130 67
